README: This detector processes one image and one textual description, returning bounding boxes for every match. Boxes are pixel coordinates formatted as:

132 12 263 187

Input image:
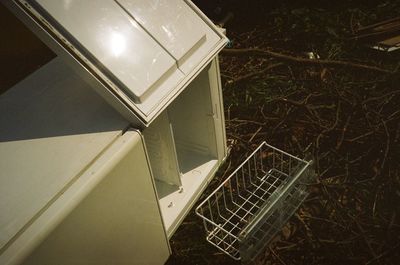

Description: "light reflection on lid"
110 32 126 57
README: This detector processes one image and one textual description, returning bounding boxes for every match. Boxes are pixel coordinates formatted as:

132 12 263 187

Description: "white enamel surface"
15 0 226 125
143 112 181 187
117 0 221 74
157 158 218 237
0 58 129 252
16 130 170 265
32 0 182 103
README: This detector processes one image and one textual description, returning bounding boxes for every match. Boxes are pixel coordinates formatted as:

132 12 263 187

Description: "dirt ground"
167 0 400 264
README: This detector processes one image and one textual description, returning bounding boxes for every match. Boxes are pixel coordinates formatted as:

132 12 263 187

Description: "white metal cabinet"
0 0 229 264
22 130 170 265
0 59 170 265
0 56 227 264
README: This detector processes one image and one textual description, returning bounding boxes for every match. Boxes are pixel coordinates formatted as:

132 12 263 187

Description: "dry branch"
228 63 284 83
221 48 394 74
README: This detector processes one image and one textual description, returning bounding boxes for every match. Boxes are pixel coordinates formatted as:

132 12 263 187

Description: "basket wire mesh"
195 142 314 261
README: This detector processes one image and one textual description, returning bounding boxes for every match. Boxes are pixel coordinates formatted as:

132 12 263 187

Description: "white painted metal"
0 54 228 263
31 0 184 104
21 130 170 265
0 59 170 265
146 59 227 237
143 111 182 187
207 57 228 162
1 0 230 263
169 65 218 160
158 159 219 237
116 0 220 73
5 0 228 127
0 58 129 253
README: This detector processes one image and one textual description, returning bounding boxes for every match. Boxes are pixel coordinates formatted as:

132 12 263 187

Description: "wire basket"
195 142 314 261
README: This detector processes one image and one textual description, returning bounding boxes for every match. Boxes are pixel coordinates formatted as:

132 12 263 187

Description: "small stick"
301 214 347 229
249 126 263 142
316 101 341 148
228 118 266 126
355 219 378 259
362 89 400 104
336 115 352 150
380 119 390 171
229 63 284 83
347 131 375 142
269 246 288 265
365 243 400 265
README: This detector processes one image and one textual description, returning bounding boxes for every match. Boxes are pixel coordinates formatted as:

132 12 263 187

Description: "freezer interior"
143 63 222 236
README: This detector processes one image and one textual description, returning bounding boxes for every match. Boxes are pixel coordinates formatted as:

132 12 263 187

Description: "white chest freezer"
1 1 315 263
0 55 226 264
0 0 228 264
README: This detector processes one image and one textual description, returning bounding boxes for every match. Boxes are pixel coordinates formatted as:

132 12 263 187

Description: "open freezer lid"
7 0 227 126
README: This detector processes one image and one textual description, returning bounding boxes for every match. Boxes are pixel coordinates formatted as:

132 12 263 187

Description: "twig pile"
219 32 400 265
168 2 400 264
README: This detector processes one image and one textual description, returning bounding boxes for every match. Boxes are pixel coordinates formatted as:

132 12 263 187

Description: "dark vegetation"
167 1 400 264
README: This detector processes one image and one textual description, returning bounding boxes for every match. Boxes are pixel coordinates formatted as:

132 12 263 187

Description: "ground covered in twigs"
167 1 400 264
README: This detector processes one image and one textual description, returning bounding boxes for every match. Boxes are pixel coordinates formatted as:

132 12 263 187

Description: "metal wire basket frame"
195 142 314 261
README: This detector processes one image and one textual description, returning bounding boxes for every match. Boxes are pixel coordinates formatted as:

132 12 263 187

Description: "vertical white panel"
21 131 170 265
207 57 228 161
143 111 181 187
